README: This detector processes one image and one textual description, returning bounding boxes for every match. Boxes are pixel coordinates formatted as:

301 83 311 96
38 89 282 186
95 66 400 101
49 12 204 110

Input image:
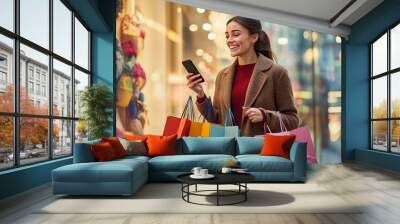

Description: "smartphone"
182 59 205 83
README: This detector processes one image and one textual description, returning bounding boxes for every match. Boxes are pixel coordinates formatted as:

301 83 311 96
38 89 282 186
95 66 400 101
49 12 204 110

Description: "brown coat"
196 54 299 136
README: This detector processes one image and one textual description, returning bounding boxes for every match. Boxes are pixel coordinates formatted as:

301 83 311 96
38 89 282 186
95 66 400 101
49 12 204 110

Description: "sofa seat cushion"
53 159 147 183
149 154 235 172
236 155 293 172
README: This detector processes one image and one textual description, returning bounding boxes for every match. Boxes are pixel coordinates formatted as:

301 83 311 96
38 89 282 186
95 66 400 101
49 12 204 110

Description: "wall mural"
115 0 147 136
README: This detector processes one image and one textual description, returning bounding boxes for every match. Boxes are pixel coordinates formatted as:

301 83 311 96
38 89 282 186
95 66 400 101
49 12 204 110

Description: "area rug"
37 183 362 214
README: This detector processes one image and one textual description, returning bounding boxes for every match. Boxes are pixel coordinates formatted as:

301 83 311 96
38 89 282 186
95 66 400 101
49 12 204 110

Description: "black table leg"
217 184 219 206
245 183 247 201
195 184 197 192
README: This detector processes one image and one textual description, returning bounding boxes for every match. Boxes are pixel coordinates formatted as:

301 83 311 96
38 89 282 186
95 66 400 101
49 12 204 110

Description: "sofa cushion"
147 134 177 157
119 138 147 156
236 137 264 155
179 137 236 155
52 158 147 183
101 137 127 158
91 142 118 161
260 134 296 159
236 155 293 172
149 154 235 172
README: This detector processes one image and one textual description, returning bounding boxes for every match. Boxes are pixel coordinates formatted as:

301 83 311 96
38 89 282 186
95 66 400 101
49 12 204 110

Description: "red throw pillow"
146 134 177 157
91 142 117 161
101 137 126 158
260 134 296 159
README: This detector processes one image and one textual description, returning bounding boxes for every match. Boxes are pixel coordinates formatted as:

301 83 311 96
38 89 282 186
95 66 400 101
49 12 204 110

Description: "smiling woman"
186 16 299 136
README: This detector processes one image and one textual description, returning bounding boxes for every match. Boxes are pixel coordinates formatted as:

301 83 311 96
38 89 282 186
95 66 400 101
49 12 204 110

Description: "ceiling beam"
166 0 351 38
330 0 368 27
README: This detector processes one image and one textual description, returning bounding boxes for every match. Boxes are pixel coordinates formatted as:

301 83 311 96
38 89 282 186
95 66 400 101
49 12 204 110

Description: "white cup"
200 169 208 176
191 167 202 176
221 167 232 174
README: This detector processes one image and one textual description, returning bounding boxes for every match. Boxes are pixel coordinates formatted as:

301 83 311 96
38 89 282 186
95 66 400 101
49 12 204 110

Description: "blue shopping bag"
210 108 239 137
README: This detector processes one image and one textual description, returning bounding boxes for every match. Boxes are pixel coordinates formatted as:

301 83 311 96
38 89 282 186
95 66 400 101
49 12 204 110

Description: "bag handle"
223 107 236 126
181 96 194 120
263 111 288 134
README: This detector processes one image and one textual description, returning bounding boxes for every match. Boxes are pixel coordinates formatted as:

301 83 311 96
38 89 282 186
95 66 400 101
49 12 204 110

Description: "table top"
177 172 255 185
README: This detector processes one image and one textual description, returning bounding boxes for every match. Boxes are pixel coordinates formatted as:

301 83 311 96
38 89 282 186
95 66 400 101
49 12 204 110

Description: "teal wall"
344 0 400 171
0 0 116 200
0 158 72 199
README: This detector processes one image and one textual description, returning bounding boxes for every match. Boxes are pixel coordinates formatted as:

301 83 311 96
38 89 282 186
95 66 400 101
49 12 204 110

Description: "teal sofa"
52 137 306 196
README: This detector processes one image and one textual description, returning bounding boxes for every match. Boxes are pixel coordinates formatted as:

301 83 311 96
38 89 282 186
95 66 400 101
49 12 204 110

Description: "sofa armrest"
289 142 307 181
73 140 100 163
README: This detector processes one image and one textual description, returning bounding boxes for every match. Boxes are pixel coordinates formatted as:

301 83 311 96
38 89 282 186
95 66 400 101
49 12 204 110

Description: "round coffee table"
177 173 255 206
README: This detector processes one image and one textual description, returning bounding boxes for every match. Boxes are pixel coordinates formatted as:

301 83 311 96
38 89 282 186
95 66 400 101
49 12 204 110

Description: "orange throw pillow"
146 134 177 157
124 132 148 141
101 137 126 158
260 134 296 159
91 142 117 161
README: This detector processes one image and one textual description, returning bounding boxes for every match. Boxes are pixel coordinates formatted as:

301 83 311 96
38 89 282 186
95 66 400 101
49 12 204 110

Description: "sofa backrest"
73 139 100 163
177 137 236 155
235 136 264 155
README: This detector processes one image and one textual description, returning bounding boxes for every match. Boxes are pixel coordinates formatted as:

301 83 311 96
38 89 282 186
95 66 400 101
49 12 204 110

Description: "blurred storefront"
116 0 342 163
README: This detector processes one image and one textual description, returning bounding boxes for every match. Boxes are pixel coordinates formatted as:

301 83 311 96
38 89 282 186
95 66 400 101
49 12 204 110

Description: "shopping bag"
289 126 317 164
210 108 239 137
163 97 194 137
189 115 211 137
200 121 211 137
262 111 317 164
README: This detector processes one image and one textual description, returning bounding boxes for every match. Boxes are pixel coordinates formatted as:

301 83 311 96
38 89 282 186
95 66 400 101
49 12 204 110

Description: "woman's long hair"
227 16 275 61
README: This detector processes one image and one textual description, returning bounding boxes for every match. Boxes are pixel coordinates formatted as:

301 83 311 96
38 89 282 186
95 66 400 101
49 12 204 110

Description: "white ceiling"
167 0 384 38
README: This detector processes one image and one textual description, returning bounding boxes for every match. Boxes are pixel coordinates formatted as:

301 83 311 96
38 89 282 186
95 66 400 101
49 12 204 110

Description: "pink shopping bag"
289 126 317 164
261 111 318 164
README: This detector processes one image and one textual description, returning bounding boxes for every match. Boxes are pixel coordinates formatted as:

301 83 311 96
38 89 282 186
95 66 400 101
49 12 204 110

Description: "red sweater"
230 63 255 127
198 63 255 127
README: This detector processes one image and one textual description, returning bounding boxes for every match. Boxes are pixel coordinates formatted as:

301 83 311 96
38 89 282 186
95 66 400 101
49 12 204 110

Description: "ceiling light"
208 33 216 40
277 37 288 45
196 49 204 56
189 24 198 32
202 23 212 31
336 36 342 43
196 8 205 13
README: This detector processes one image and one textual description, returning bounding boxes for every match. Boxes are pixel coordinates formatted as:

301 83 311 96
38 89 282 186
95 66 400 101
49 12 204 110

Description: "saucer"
190 174 215 179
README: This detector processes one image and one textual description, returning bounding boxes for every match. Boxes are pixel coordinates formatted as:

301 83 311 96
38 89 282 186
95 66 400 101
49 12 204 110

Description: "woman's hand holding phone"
186 73 205 97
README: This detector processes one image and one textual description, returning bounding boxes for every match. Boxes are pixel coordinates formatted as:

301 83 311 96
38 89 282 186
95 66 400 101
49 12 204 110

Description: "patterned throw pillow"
118 137 147 156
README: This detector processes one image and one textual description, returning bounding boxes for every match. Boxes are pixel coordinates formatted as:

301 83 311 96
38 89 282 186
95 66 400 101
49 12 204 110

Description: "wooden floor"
1 162 400 224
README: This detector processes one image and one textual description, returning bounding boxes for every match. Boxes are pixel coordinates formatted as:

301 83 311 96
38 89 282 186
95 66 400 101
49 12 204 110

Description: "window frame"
0 0 92 171
370 20 400 154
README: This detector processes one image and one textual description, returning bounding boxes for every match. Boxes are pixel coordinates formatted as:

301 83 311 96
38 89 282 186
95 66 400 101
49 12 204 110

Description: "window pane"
372 33 387 76
0 0 14 31
53 119 72 158
53 0 72 60
372 121 388 151
74 69 89 118
391 24 400 70
20 44 49 115
372 77 387 119
0 35 14 112
20 117 49 165
391 72 400 118
0 116 13 170
53 59 72 117
20 0 49 49
392 120 400 153
75 120 88 142
74 18 89 69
